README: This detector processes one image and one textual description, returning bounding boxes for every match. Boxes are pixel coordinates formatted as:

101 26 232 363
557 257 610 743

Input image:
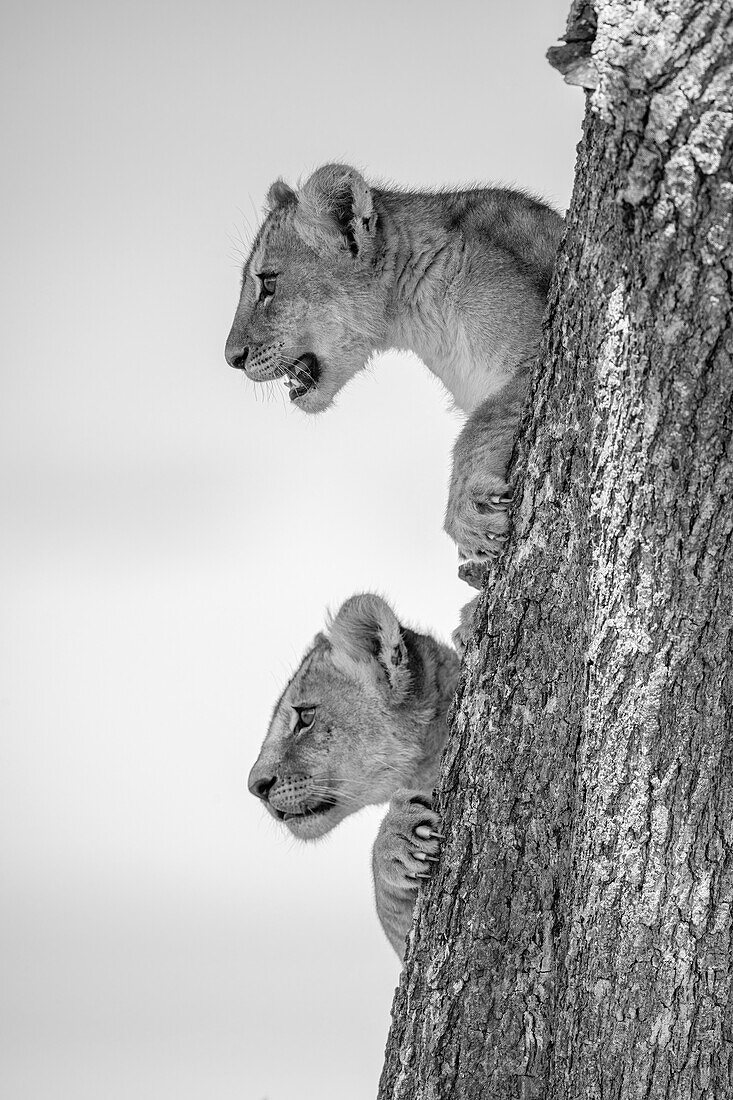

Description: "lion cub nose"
248 770 276 801
226 344 250 371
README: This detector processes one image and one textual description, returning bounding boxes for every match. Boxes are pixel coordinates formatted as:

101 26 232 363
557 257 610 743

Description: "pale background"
1 2 583 1097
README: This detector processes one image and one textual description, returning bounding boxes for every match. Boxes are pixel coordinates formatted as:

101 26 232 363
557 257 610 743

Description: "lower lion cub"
248 593 458 959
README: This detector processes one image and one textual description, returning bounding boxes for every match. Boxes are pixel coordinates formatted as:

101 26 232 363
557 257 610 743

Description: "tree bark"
378 3 733 1098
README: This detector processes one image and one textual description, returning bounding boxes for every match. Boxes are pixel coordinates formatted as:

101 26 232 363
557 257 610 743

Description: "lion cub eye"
293 706 316 733
256 272 278 301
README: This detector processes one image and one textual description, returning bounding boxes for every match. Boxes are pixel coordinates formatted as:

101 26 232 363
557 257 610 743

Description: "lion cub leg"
372 789 443 960
444 377 529 589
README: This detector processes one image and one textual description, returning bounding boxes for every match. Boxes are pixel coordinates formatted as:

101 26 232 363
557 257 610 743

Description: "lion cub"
226 165 563 585
248 594 459 959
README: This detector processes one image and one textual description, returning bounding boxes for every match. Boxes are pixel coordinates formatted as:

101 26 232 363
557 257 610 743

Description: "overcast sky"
1 2 583 1097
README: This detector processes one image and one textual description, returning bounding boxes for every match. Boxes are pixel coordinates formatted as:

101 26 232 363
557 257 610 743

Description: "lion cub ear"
295 164 377 258
327 593 410 701
266 178 297 211
325 598 411 699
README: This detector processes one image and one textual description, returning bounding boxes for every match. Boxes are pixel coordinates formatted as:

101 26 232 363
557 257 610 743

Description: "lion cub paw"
446 482 513 590
373 790 443 893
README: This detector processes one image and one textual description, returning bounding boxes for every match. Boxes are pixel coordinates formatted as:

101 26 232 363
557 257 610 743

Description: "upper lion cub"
226 164 563 583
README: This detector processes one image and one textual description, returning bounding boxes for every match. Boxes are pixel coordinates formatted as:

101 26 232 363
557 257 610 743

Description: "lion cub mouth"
273 797 335 823
284 353 320 402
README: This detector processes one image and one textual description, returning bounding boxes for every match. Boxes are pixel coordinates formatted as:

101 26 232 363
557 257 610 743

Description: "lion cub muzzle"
235 341 286 382
227 339 320 402
248 769 333 822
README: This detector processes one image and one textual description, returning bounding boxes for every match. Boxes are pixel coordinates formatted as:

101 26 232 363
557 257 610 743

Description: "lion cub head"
248 594 458 841
225 164 387 413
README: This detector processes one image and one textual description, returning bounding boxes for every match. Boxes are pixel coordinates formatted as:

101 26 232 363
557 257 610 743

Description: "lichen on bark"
378 2 733 1098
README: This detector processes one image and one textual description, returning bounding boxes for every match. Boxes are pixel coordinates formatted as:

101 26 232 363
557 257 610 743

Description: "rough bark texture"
378 2 733 1098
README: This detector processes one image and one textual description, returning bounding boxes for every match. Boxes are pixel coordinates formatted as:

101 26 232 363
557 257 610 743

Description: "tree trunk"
378 3 733 1098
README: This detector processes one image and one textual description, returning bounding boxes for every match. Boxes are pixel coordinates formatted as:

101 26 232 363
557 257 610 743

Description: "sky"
1 2 584 1097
